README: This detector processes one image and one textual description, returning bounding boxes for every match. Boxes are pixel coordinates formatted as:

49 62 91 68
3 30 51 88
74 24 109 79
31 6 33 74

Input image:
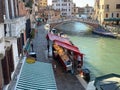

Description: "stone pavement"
32 24 85 90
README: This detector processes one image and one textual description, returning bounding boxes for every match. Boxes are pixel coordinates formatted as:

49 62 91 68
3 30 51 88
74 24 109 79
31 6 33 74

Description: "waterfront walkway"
32 24 85 90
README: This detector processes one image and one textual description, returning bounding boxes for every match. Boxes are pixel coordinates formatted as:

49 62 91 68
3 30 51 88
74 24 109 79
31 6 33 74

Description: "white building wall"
4 16 26 37
84 7 93 18
0 24 5 55
11 17 26 37
5 17 26 70
12 39 19 69
3 16 26 83
0 24 4 39
0 35 4 89
10 38 19 81
52 0 74 16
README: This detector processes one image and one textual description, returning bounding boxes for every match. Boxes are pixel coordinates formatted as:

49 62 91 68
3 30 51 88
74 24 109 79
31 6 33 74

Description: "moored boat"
92 28 117 38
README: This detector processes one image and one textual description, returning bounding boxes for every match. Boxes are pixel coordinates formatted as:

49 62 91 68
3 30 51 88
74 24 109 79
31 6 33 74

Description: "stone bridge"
49 17 99 29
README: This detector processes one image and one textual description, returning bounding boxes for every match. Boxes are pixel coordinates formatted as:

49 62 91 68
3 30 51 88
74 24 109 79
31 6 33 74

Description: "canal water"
55 21 120 80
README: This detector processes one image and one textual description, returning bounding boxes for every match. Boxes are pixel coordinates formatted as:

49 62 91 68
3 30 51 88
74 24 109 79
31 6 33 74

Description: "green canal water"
56 22 120 80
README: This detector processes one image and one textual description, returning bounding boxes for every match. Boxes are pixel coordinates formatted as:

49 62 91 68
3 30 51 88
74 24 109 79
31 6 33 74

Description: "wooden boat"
92 29 117 38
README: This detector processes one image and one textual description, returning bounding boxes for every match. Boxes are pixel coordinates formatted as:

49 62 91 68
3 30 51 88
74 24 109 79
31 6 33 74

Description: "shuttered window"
1 46 14 85
1 56 11 85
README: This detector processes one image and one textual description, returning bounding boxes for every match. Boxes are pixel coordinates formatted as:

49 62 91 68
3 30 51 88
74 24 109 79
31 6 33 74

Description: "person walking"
30 41 34 52
47 44 49 56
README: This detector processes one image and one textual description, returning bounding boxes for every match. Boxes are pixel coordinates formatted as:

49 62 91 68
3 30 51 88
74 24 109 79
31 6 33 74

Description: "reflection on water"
69 36 120 80
55 21 92 36
56 22 120 80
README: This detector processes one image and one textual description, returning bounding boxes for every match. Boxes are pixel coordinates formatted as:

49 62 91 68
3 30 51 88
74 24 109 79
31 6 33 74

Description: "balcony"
0 23 4 39
0 23 5 54
4 16 26 37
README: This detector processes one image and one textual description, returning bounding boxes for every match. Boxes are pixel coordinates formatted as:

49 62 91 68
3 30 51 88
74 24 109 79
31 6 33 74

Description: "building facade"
78 7 84 17
75 5 93 19
0 0 31 89
38 0 47 8
94 0 120 25
52 0 75 17
84 4 94 19
44 9 61 22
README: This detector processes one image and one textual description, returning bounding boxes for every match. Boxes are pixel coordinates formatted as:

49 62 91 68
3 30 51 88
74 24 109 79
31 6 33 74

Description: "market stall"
46 33 71 56
46 33 84 73
53 40 84 72
53 42 72 71
46 33 71 44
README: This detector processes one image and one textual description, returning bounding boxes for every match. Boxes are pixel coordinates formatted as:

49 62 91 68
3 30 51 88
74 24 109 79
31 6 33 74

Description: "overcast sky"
48 0 95 7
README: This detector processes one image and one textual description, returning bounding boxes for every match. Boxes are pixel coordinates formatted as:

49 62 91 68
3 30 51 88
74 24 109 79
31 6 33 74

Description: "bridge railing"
48 17 99 25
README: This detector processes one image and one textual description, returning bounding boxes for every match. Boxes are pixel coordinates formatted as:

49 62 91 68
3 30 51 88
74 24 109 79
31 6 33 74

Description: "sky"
48 0 95 7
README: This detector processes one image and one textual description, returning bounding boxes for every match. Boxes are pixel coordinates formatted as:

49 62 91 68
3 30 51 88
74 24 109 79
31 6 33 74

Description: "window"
105 4 109 11
116 4 120 9
111 13 114 17
117 13 119 17
106 13 108 18
106 4 109 9
98 5 100 9
64 0 67 2
74 9 75 12
56 4 60 6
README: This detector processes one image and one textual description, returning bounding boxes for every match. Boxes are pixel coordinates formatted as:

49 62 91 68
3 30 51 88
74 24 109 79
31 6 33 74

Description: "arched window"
106 13 108 18
117 13 119 17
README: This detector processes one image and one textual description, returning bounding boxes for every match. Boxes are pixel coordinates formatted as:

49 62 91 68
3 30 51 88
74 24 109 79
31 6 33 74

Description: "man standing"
30 41 34 52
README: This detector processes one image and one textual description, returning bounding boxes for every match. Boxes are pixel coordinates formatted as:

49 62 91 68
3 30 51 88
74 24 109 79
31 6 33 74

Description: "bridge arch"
49 18 99 30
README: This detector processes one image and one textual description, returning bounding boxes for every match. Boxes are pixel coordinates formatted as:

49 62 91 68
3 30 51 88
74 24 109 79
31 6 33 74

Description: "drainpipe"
5 0 10 19
10 0 15 18
14 0 18 17
5 0 10 37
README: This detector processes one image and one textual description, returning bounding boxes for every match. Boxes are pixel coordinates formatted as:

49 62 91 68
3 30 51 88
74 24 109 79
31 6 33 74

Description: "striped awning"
15 61 57 90
104 18 120 21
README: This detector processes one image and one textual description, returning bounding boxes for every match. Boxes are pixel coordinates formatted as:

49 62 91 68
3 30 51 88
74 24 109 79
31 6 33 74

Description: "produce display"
53 44 71 64
26 56 36 64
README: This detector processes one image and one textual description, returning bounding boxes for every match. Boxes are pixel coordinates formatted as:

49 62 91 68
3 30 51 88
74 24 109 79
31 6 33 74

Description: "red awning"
46 33 71 44
54 40 83 56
